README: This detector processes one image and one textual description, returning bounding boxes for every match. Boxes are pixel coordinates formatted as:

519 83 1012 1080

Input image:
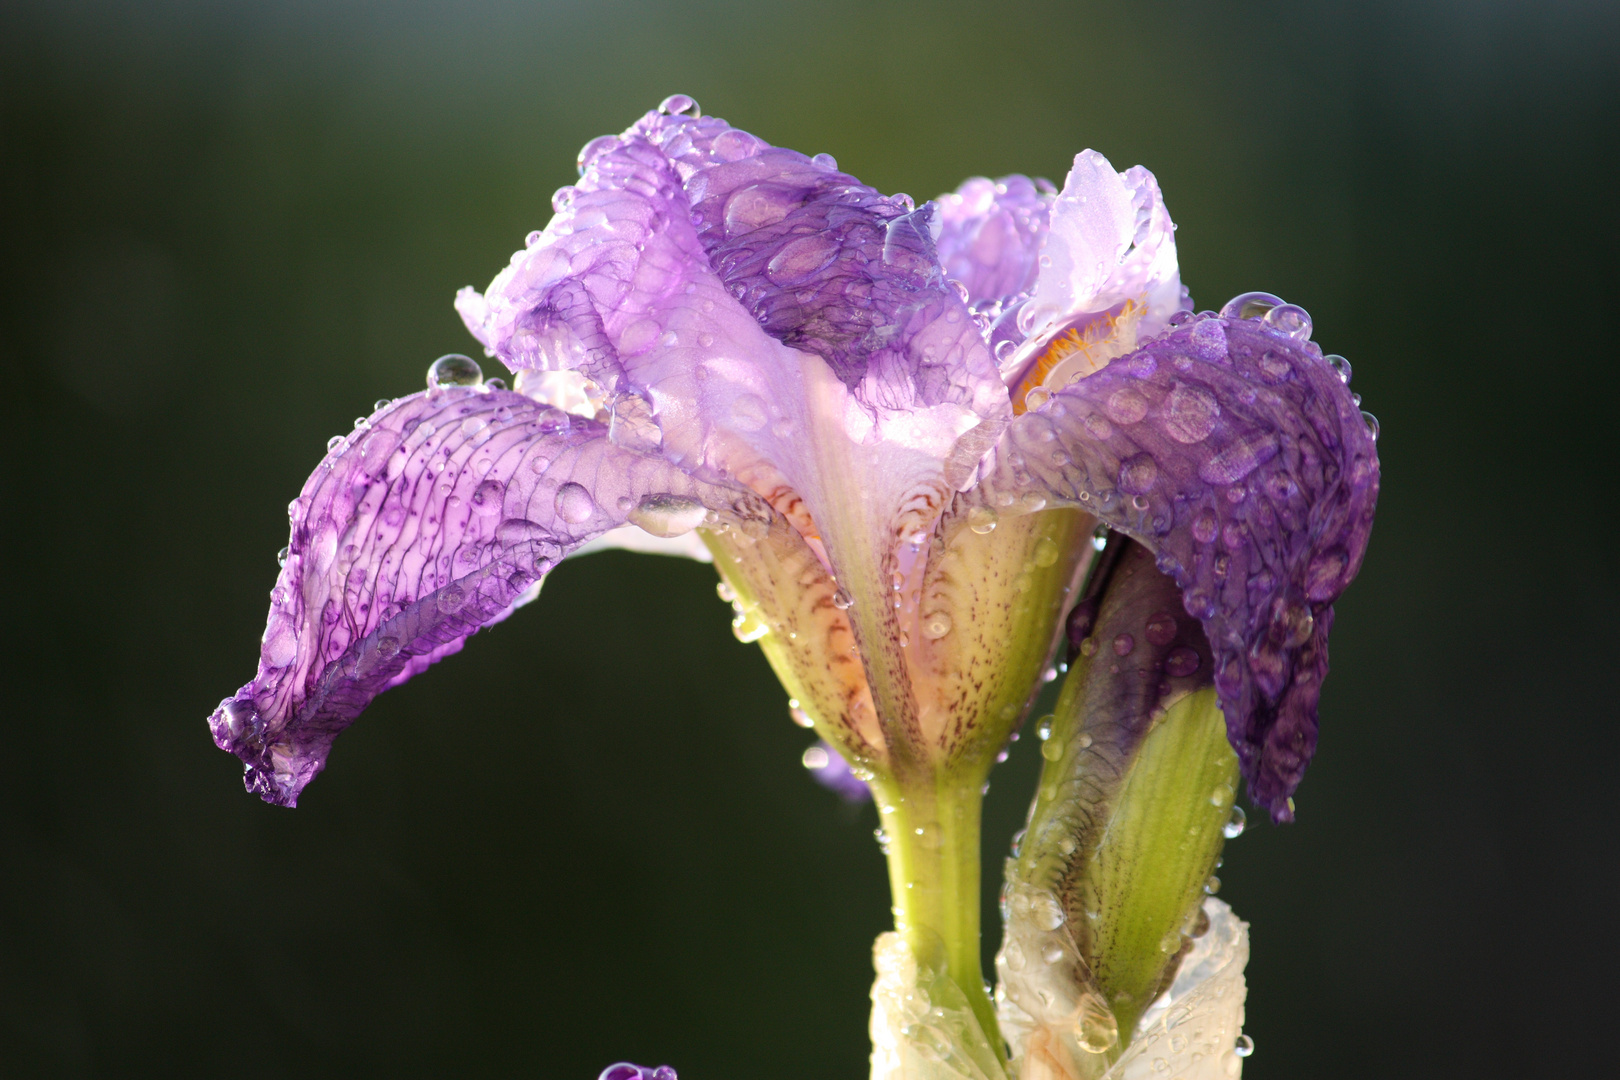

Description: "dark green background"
2 1 1616 1076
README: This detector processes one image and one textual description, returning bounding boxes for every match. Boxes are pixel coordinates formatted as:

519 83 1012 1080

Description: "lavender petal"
935 174 1052 305
208 385 768 806
972 315 1379 818
1006 151 1188 384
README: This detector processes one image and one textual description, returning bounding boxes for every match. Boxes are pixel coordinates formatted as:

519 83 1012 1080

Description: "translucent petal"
208 386 768 805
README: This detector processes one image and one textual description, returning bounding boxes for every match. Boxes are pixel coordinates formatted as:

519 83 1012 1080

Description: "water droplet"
873 827 890 853
1234 1034 1255 1057
657 93 700 116
1325 354 1352 383
1003 941 1026 972
831 587 854 610
1030 535 1062 568
555 481 596 523
1113 633 1135 657
628 493 708 538
485 377 507 392
789 701 814 728
731 608 769 642
1075 995 1119 1053
1035 715 1054 741
1218 291 1284 321
1105 387 1148 424
1262 303 1313 340
1205 875 1222 895
326 435 346 453
801 745 829 769
966 506 998 534
427 353 483 389
470 479 505 515
1041 738 1064 761
1159 929 1182 953
1145 611 1178 647
1033 893 1065 931
373 398 391 411
1079 637 1097 656
1041 943 1065 965
276 546 290 567
1223 805 1247 839
1271 599 1315 647
1361 410 1380 441
921 612 953 640
811 152 838 171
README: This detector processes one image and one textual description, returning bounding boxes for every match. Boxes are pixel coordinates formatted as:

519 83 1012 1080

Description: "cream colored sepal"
999 899 1249 1080
870 930 1013 1080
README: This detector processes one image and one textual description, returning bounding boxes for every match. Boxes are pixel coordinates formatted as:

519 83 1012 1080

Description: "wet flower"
207 95 1378 1076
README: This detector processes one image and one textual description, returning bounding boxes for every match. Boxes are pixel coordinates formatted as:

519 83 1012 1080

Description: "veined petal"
970 314 1379 818
935 174 1053 306
1003 151 1188 387
208 385 768 806
458 103 1015 752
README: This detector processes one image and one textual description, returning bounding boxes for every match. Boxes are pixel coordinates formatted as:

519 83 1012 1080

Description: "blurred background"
2 1 1616 1076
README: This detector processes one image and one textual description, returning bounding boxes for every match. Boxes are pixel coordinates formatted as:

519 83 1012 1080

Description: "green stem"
871 767 1005 1063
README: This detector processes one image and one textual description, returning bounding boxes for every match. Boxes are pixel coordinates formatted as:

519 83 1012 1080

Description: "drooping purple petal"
935 175 1052 305
208 384 769 806
970 312 1379 818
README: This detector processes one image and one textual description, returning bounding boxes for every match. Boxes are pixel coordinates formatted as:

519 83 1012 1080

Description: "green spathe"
997 541 1239 1079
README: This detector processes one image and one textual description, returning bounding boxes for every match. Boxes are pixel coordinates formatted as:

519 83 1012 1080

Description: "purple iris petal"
974 314 1379 818
935 175 1052 305
457 104 1009 488
209 385 768 806
457 104 1015 740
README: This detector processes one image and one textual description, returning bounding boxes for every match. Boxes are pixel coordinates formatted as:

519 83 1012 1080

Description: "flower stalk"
872 767 1001 1063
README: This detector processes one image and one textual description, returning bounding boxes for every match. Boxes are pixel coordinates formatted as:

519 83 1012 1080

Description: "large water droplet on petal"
921 612 953 640
1218 291 1284 321
1262 303 1313 340
427 353 483 389
1165 646 1201 677
1075 994 1120 1054
1361 410 1380 441
627 493 709 538
1235 1034 1255 1058
554 482 596 524
1325 354 1352 384
966 506 998 534
657 93 700 116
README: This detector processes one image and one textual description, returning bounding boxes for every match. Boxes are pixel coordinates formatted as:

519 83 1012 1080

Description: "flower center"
1011 298 1145 414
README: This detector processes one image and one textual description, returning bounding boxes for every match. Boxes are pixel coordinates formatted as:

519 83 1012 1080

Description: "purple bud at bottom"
598 1065 676 1080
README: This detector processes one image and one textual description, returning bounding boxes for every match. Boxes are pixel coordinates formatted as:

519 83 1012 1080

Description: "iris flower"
209 95 1377 1079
